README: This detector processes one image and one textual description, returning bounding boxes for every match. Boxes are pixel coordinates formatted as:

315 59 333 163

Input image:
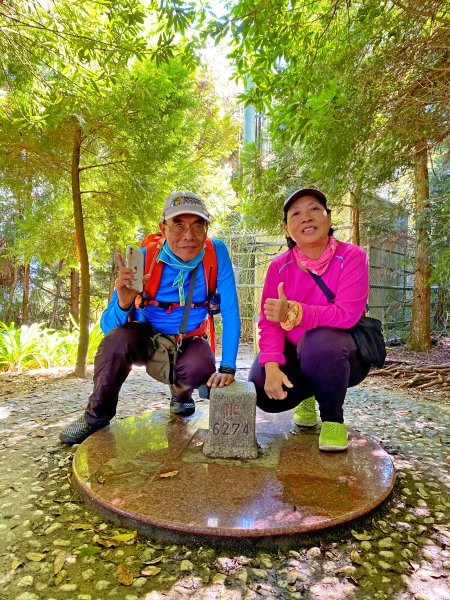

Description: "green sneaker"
319 421 348 452
293 396 317 427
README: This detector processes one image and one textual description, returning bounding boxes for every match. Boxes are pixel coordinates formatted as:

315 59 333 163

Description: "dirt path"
0 344 449 600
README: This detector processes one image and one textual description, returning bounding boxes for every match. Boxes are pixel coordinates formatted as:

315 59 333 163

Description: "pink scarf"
293 236 338 276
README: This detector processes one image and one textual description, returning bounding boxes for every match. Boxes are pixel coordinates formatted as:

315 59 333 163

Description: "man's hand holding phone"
115 247 144 310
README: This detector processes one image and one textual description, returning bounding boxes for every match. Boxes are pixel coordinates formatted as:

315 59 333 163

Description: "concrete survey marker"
203 381 258 460
72 404 396 542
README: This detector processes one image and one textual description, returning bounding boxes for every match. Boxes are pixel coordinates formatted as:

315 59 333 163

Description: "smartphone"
125 246 144 292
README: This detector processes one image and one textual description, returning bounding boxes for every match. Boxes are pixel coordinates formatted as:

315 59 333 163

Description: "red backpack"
135 233 219 351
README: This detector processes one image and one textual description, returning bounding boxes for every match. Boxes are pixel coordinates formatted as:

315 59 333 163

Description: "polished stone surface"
73 404 395 540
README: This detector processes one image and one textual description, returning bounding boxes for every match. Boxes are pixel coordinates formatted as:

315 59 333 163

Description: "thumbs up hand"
264 281 289 322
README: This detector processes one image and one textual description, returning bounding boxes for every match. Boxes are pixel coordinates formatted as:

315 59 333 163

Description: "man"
60 191 240 445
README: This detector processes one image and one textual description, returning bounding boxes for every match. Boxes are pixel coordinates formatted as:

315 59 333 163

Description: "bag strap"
308 270 370 313
307 270 336 303
177 265 198 349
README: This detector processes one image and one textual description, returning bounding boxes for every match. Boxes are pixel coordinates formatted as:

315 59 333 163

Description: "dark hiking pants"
85 322 216 427
249 327 370 423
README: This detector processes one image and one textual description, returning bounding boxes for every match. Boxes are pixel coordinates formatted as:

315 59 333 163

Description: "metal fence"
219 232 448 344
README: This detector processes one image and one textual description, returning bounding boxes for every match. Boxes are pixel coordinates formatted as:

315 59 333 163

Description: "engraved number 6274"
212 422 249 435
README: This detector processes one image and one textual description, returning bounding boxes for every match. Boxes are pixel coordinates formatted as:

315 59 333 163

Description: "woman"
249 188 370 451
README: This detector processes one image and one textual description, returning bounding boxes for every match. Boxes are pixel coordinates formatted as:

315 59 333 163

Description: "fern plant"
0 320 103 372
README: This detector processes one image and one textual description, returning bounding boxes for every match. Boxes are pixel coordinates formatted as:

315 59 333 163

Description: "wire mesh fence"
218 232 449 345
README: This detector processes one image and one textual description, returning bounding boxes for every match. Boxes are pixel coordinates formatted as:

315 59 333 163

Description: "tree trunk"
72 121 90 377
5 264 18 325
349 183 361 245
407 146 432 351
50 259 64 327
108 252 116 303
22 263 30 325
70 267 80 326
434 286 448 330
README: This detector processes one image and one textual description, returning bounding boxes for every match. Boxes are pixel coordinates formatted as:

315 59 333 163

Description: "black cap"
283 188 327 213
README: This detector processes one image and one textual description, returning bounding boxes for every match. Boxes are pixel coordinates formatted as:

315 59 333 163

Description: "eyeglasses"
165 222 207 236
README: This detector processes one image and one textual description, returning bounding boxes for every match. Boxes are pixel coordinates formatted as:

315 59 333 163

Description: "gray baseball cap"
162 191 210 222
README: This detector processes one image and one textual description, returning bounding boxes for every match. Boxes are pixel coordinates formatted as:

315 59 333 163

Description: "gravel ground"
0 344 449 600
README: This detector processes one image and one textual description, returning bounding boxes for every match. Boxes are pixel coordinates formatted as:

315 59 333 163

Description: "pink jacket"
258 241 369 365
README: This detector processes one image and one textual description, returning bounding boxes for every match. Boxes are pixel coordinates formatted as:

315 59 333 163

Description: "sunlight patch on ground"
0 406 11 419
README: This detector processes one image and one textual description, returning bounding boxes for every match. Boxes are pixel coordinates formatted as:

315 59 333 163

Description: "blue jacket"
100 238 240 370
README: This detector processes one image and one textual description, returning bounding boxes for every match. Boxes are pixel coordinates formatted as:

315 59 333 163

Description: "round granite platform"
72 404 395 542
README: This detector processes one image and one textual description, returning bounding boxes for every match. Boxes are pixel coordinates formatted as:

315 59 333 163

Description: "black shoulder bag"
307 271 387 368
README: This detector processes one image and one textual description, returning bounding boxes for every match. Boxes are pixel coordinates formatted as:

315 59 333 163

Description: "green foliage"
236 142 306 231
429 148 450 286
0 0 239 331
0 322 50 371
0 321 103 372
227 0 448 190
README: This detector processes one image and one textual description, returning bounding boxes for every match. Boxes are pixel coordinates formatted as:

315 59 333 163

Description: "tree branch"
79 160 127 172
390 0 450 26
79 190 113 195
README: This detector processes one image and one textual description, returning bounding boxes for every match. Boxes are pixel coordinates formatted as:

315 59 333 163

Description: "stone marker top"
203 380 258 460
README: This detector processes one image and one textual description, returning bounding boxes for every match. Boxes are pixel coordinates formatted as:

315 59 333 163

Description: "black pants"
249 327 370 423
85 322 216 427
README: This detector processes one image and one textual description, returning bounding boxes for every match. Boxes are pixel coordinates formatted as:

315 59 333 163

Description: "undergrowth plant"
0 321 103 372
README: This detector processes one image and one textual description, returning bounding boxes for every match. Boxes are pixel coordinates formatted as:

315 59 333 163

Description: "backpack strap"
143 234 165 300
202 238 218 353
203 238 218 294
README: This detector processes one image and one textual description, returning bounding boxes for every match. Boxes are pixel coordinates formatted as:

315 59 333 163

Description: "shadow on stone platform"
72 404 395 548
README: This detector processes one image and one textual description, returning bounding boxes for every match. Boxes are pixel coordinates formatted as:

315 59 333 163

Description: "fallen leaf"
53 553 67 574
159 470 179 478
54 570 66 586
72 523 95 531
26 552 46 562
116 563 134 586
143 555 164 565
111 531 137 543
351 530 373 541
350 550 364 565
11 560 23 570
373 519 390 534
141 566 162 577
97 537 122 548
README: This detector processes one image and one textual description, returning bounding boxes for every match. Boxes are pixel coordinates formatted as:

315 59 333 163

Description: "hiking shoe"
197 384 210 399
170 396 195 416
59 415 105 445
319 421 348 452
293 396 317 427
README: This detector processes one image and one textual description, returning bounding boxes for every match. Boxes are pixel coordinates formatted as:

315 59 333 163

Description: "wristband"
219 366 236 375
280 301 303 331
